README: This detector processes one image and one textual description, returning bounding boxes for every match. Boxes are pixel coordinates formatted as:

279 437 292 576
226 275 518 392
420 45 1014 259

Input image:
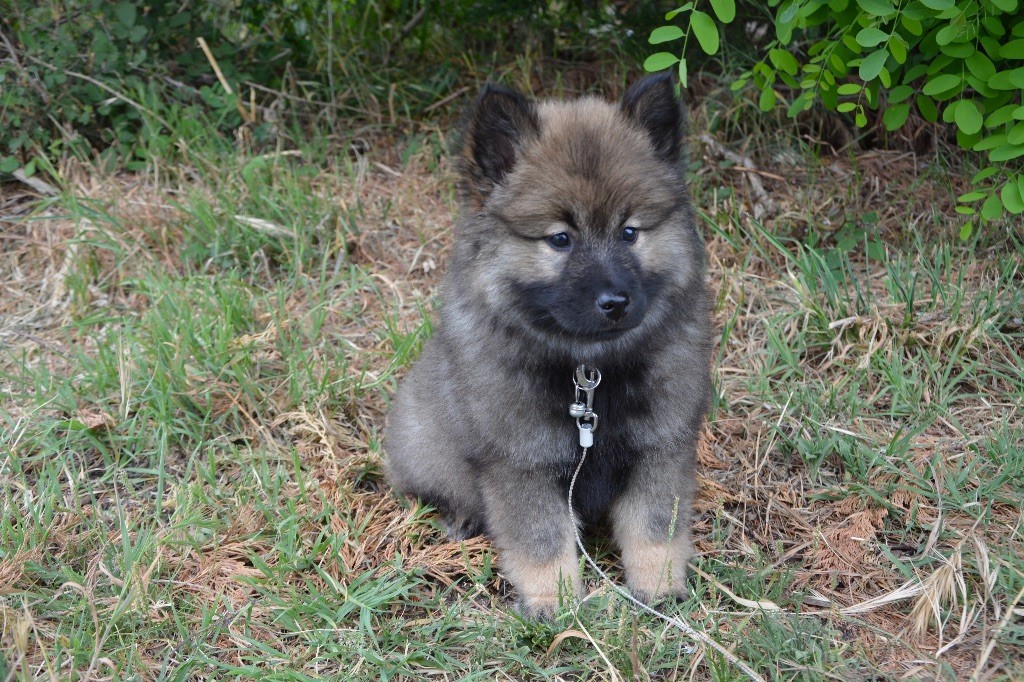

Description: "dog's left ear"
456 83 540 208
620 73 684 165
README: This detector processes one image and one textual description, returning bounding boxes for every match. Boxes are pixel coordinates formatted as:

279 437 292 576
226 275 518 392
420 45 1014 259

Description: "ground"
1 88 1022 680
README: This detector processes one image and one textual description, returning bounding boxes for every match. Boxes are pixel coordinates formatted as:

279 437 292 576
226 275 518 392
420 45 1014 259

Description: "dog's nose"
596 292 630 321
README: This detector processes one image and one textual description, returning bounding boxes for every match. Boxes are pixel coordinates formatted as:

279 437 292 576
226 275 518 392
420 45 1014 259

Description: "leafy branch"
645 0 1024 236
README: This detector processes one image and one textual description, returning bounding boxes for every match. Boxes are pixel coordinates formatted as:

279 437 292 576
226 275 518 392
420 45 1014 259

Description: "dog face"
453 74 701 354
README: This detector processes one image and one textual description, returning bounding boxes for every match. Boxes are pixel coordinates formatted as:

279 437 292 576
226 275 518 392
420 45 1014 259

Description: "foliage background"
5 0 1022 233
642 0 1024 235
1 1 1022 681
1 1 669 169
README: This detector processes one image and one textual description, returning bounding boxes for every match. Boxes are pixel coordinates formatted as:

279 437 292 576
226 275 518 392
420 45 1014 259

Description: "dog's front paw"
440 514 484 541
622 538 692 603
516 594 562 620
503 552 581 619
627 575 689 605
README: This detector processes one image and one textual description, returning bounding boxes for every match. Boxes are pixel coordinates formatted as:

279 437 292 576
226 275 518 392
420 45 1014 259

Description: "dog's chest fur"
520 355 657 524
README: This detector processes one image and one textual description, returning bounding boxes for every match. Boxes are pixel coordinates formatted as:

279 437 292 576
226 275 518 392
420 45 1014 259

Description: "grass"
2 72 1024 681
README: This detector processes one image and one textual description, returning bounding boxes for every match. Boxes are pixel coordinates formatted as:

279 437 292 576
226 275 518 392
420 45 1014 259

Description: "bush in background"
644 0 1024 236
1 0 260 171
0 1 667 175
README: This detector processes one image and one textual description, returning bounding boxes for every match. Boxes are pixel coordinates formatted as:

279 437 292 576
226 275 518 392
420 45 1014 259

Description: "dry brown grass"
1 98 1022 679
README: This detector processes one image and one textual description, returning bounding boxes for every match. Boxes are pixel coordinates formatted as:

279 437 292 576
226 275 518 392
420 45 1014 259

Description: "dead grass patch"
1 108 1022 679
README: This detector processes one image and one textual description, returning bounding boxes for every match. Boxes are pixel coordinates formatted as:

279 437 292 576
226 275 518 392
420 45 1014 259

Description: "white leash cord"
567 445 766 682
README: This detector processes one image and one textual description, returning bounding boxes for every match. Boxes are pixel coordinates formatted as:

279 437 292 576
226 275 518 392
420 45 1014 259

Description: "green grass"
2 94 1024 682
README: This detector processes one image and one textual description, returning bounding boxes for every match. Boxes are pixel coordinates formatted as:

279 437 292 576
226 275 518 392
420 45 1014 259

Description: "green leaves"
856 27 889 47
690 10 720 55
644 52 679 72
646 1 735 76
1 0 261 169
923 73 962 96
890 34 909 63
665 3 694 20
113 2 136 28
957 190 986 203
966 52 997 81
990 143 1024 162
981 193 1003 220
936 22 969 46
1000 39 1024 58
710 0 736 23
988 73 1013 90
883 103 911 130
1009 120 1024 144
857 0 897 16
888 84 914 103
769 48 800 75
1001 180 1024 214
0 156 20 173
649 26 684 44
953 99 984 135
112 1 147 42
859 49 889 80
644 0 1024 236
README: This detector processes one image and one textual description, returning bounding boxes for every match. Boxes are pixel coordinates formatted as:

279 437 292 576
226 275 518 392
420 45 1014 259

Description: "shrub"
1 1 664 177
645 0 1024 236
0 1 267 171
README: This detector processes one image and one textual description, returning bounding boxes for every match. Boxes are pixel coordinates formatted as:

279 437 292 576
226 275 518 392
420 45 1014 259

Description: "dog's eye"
621 226 639 243
546 232 572 250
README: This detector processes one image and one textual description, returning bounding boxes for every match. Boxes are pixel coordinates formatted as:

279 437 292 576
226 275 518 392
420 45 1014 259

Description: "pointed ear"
620 73 684 165
458 83 539 202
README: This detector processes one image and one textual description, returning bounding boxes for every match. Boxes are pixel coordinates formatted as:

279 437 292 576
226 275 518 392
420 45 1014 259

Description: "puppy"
386 74 712 617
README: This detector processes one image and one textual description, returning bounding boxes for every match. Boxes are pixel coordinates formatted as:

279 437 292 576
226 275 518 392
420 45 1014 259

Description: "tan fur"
488 100 697 290
613 479 695 601
618 534 692 600
500 540 581 617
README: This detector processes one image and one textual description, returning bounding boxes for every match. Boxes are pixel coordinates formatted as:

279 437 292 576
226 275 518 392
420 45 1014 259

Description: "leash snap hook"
570 364 601 444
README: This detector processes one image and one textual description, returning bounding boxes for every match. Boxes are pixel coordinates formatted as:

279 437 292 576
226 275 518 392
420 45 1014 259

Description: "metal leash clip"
569 364 601 448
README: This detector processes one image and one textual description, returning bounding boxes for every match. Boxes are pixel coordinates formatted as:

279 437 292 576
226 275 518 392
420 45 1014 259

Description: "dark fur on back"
386 74 712 617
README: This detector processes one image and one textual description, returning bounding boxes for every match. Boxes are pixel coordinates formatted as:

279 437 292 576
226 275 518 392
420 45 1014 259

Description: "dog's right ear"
458 83 539 205
620 73 684 166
